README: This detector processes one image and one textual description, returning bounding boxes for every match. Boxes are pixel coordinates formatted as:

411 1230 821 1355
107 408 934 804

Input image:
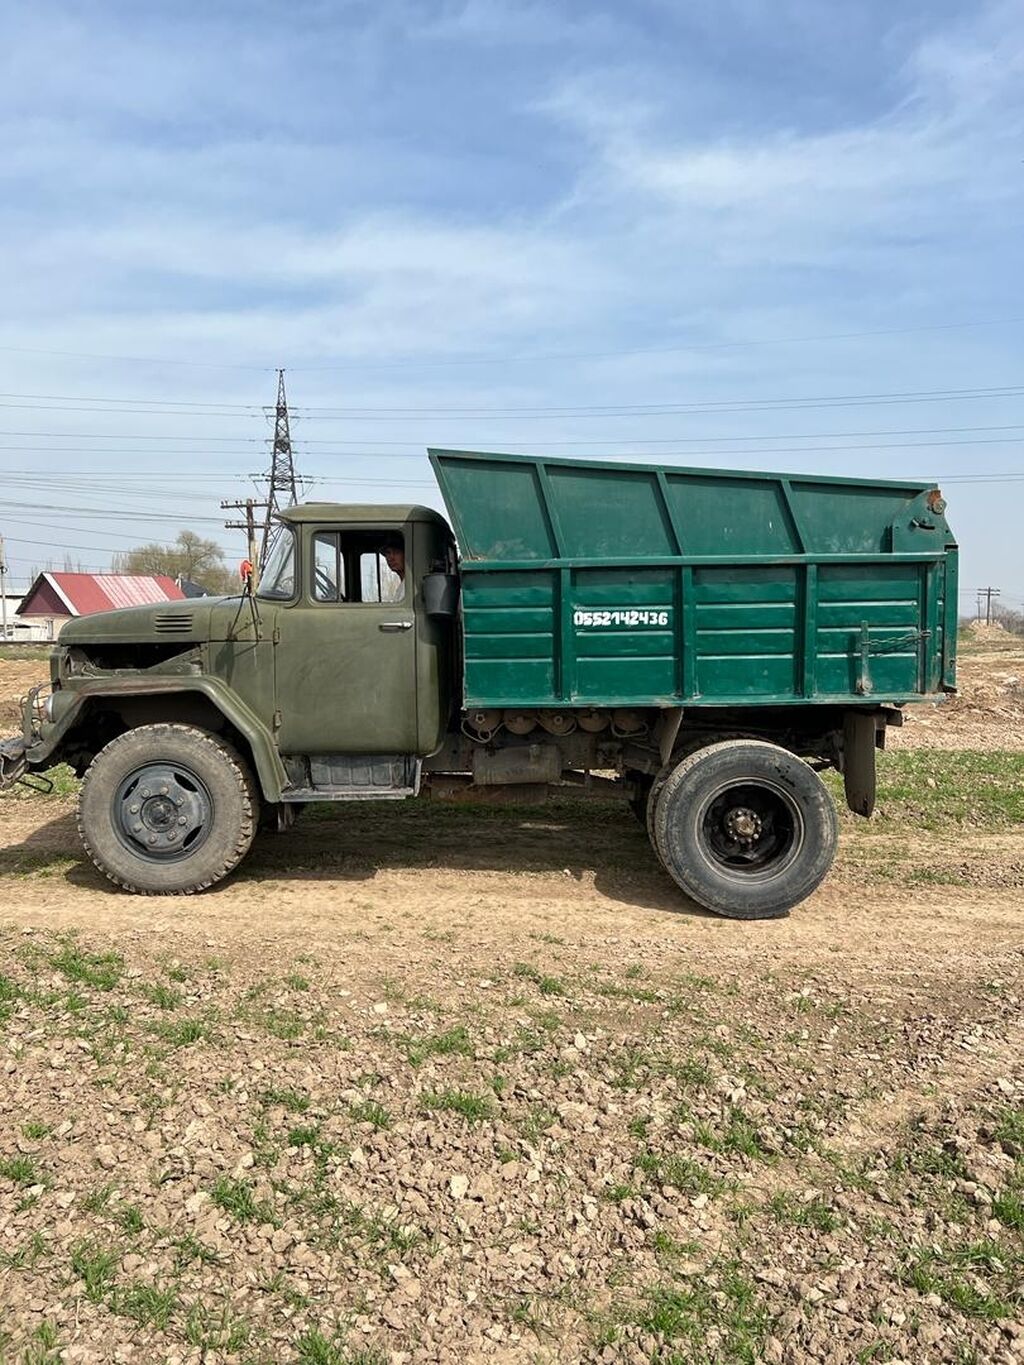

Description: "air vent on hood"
154 614 194 633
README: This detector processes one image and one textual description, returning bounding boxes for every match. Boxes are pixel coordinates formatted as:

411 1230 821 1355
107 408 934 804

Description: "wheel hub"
701 780 801 875
116 763 211 860
723 805 762 844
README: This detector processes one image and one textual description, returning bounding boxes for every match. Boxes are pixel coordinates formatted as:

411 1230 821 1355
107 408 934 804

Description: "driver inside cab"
380 534 405 602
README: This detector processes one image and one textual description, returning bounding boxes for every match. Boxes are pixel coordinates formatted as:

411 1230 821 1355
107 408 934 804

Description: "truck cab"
249 504 455 767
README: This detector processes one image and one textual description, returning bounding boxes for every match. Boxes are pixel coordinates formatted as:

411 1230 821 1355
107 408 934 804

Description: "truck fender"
27 677 287 803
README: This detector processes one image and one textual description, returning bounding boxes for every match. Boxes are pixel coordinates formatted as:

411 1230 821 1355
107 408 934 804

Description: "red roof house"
17 572 185 639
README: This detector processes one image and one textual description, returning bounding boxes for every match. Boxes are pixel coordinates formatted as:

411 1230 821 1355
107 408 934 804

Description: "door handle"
379 621 413 632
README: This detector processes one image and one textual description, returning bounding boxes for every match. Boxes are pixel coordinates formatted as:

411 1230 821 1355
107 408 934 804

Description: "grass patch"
421 1089 494 1123
892 1140 968 1181
600 1264 768 1362
0 971 21 1026
21 1120 53 1140
247 1005 308 1040
596 979 659 1004
994 1107 1024 1148
513 962 566 996
260 1086 310 1114
993 1187 1024 1231
210 1176 276 1225
294 1329 386 1364
49 940 123 991
114 1203 145 1235
349 1099 392 1130
19 1320 62 1365
635 1149 726 1198
844 750 1024 829
695 1108 770 1161
766 1192 842 1232
139 982 182 1009
0 1154 42 1187
0 762 79 801
517 1104 558 1142
901 1239 1021 1321
184 1301 252 1351
148 1016 214 1047
403 1024 473 1067
5 850 78 878
110 1279 178 1329
609 1046 712 1091
173 1232 223 1270
81 1183 114 1213
0 1231 48 1272
70 1241 118 1302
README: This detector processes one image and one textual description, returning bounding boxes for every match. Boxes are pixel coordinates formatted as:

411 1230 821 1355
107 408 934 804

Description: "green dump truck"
0 449 957 918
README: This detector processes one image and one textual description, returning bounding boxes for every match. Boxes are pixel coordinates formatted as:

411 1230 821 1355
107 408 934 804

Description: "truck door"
273 525 418 755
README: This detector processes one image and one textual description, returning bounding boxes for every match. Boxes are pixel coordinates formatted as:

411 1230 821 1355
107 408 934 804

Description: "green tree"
113 531 235 595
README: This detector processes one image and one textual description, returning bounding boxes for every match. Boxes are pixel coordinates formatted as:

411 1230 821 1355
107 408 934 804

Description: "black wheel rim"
698 779 803 878
114 762 213 863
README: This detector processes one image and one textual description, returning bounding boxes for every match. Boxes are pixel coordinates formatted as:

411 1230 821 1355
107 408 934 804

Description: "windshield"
257 526 297 600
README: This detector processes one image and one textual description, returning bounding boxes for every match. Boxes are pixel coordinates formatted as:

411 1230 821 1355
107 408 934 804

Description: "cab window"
257 527 297 600
311 530 405 604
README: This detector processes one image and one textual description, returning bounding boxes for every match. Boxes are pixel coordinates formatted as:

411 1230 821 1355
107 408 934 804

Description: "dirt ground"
893 626 1024 752
0 638 1022 1364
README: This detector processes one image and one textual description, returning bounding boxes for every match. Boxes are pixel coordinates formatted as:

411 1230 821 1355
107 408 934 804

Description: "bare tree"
113 531 234 595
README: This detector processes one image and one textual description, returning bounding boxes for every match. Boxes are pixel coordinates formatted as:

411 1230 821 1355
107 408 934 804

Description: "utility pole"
977 586 1001 625
0 535 7 641
258 369 299 570
221 498 267 590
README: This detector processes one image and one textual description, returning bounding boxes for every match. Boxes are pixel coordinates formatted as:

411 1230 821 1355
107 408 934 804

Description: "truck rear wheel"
652 739 837 919
78 724 258 895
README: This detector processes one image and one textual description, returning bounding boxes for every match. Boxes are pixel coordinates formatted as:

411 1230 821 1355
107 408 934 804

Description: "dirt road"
0 639 1021 1363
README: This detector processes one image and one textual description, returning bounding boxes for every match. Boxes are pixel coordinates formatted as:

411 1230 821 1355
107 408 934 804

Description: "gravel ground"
0 640 1021 1364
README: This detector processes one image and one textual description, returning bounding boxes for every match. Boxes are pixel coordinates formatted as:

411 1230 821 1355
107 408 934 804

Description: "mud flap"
843 712 877 817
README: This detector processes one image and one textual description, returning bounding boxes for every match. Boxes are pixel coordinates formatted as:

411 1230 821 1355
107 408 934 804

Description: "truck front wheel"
78 724 258 895
652 739 837 919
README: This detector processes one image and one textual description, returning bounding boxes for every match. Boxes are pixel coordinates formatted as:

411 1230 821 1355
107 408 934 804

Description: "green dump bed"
429 449 958 710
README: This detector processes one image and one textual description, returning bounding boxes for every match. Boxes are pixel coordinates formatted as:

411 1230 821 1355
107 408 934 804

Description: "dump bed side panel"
431 449 956 710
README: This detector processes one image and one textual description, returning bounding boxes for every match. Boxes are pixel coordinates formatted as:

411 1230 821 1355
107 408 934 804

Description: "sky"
0 0 1021 615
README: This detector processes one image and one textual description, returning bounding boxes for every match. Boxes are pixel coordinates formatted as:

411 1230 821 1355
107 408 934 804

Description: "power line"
3 433 1023 460
2 500 225 525
288 386 1024 415
1 314 1021 374
4 383 1024 423
0 392 267 410
2 463 1023 488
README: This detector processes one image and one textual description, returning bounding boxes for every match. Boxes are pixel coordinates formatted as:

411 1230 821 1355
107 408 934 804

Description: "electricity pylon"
259 369 299 569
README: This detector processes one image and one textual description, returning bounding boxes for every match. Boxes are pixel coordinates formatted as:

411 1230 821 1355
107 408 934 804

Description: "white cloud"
541 2 1024 272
